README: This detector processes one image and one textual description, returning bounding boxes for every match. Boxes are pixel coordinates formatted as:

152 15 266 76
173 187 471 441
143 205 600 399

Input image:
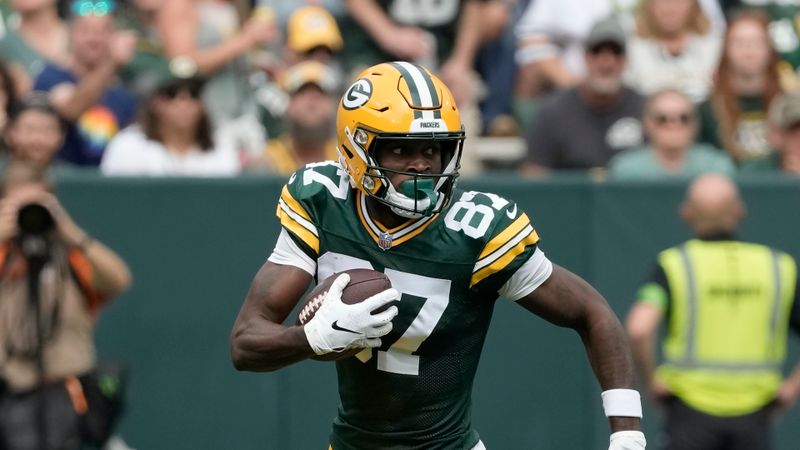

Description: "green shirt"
0 26 46 78
340 0 480 73
697 95 772 161
739 152 782 174
608 144 736 180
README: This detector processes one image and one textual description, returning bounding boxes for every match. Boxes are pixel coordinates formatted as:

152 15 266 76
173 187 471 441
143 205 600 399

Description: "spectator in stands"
521 17 644 174
720 1 800 92
626 173 800 450
2 93 65 170
100 74 240 176
624 0 722 103
698 10 780 165
284 5 343 68
0 160 132 450
475 0 524 136
0 59 18 138
259 61 339 175
0 0 69 93
609 89 735 179
256 5 344 142
157 0 277 128
33 2 138 166
342 0 482 104
115 0 171 100
740 92 800 175
341 0 486 174
513 0 724 99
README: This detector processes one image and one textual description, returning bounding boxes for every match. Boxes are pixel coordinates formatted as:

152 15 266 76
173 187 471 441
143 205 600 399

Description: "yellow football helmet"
336 62 465 219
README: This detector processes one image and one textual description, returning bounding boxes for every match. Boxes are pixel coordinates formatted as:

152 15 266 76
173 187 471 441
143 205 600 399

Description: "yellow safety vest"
655 239 797 416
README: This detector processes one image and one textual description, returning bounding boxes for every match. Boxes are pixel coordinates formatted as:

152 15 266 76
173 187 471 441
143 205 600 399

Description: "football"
296 268 392 361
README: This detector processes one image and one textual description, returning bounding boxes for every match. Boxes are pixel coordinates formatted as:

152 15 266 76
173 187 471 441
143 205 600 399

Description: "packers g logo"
342 79 373 110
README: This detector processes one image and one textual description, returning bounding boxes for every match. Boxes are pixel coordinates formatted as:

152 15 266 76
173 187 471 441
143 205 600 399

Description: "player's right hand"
303 274 399 356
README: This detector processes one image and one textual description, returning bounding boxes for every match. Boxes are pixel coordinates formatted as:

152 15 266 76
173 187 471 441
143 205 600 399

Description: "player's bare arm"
517 264 641 433
230 262 314 372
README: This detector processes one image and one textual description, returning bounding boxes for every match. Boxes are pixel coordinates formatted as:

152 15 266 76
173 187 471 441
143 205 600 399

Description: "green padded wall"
51 173 799 449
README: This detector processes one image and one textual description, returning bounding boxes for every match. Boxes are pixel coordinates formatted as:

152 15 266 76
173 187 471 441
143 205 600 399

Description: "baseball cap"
287 6 343 54
585 16 626 51
282 61 340 95
769 92 800 129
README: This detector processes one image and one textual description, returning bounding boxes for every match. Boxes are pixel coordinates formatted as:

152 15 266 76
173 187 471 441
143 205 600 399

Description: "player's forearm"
230 319 314 372
580 300 641 431
580 301 637 392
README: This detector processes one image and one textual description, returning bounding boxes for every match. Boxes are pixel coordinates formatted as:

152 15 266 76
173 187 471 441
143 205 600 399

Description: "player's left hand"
609 430 646 450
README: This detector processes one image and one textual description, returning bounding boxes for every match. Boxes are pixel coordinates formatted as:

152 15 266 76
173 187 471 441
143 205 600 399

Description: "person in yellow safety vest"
626 173 800 450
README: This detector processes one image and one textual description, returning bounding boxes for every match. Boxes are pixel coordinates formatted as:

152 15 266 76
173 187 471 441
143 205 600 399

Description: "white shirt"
100 125 241 177
623 32 722 102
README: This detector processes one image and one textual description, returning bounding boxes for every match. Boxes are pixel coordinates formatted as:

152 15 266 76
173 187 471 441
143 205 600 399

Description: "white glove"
609 431 646 450
303 274 400 355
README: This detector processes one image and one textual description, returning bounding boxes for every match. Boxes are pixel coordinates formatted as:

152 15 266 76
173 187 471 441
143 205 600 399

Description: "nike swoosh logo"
506 204 518 220
331 321 359 334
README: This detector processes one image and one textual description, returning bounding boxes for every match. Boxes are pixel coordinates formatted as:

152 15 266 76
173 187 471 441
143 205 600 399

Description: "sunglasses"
71 0 116 17
650 112 694 126
158 83 203 100
588 43 625 56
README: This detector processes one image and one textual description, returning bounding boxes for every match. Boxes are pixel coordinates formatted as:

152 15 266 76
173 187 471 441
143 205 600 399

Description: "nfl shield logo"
378 232 393 251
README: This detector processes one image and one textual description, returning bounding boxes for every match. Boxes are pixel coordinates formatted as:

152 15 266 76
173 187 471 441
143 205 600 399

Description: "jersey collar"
356 191 439 250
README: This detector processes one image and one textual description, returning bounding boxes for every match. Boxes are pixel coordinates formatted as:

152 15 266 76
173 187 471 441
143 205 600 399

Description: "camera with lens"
17 203 55 236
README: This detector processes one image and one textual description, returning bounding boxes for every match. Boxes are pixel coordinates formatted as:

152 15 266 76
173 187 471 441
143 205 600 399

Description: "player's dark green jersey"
277 162 540 449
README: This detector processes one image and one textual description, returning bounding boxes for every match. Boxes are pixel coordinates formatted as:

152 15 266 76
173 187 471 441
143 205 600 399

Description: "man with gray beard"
262 61 341 175
521 17 645 175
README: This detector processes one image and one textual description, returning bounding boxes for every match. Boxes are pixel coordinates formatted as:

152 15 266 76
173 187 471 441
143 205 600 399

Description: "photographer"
0 162 131 450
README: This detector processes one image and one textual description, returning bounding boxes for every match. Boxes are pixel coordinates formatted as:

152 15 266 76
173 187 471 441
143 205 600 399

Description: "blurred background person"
0 58 18 139
513 0 723 99
259 61 338 175
0 0 68 94
284 5 342 68
33 1 138 166
626 173 800 450
624 0 722 103
157 0 276 129
474 0 523 136
719 0 800 92
698 9 781 165
0 161 132 450
741 91 800 175
609 89 734 180
114 0 171 100
255 5 344 142
521 17 644 174
2 93 65 171
340 0 484 174
100 75 240 176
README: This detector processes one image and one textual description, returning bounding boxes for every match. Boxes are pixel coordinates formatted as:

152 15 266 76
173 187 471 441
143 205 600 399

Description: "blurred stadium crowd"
1 0 799 179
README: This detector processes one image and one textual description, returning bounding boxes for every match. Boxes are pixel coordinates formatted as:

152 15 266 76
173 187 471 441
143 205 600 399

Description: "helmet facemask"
341 126 464 219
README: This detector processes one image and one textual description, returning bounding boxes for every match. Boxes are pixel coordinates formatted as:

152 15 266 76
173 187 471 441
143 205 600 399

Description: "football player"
230 61 646 450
